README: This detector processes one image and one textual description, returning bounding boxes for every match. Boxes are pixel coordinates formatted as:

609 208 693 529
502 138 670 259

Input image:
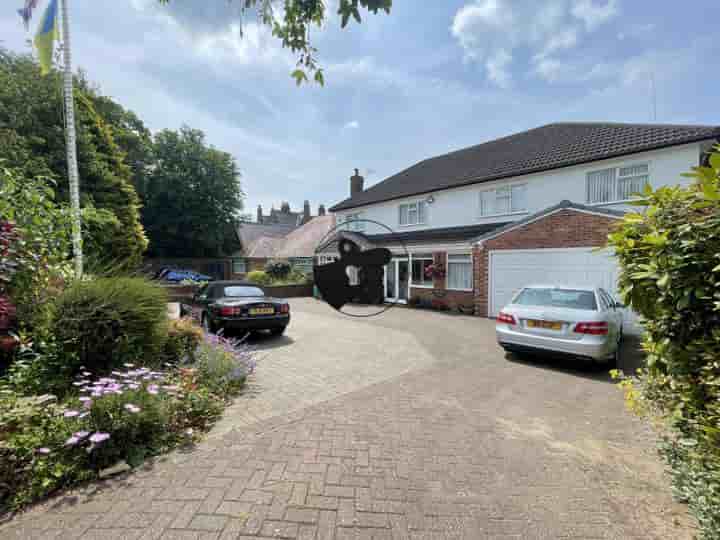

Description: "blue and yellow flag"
34 0 59 76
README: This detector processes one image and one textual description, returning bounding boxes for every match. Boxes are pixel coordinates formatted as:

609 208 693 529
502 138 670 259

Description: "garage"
473 201 640 333
489 248 620 317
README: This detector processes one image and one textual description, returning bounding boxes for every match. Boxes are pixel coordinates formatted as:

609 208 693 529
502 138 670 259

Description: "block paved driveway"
2 298 694 540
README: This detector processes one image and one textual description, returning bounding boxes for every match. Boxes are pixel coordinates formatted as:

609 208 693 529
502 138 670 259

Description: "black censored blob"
313 220 408 317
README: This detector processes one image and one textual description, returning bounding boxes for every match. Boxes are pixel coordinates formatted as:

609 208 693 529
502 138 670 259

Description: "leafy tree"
0 50 148 266
157 0 392 85
144 126 244 257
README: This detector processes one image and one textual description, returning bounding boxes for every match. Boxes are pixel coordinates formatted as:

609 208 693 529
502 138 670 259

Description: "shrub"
195 332 256 395
52 277 168 377
265 260 291 280
163 318 203 364
246 270 272 286
608 146 720 539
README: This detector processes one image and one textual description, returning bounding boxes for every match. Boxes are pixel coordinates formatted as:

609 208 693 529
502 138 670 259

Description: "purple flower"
124 363 135 368
89 432 110 444
124 403 141 414
65 436 80 446
79 396 92 402
78 412 89 419
126 383 140 390
82 371 92 377
36 447 51 455
74 431 90 439
147 384 159 395
64 410 80 418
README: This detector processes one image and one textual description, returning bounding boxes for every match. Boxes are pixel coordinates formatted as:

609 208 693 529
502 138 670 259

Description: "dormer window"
399 201 427 226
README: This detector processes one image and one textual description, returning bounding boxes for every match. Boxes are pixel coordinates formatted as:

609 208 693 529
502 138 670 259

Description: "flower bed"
0 329 255 513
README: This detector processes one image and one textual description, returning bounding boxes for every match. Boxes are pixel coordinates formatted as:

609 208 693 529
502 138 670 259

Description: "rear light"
497 312 516 325
573 321 608 335
279 304 290 314
219 306 240 317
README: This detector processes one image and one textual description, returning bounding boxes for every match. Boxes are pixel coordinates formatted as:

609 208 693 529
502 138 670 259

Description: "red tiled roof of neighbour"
331 122 720 211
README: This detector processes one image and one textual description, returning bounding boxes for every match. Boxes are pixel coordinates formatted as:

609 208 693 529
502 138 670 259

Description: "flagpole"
59 0 83 278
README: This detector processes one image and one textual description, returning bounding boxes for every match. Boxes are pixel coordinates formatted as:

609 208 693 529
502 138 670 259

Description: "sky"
1 0 719 218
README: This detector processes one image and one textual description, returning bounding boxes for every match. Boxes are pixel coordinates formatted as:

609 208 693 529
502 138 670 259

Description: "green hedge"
53 277 169 377
608 147 720 538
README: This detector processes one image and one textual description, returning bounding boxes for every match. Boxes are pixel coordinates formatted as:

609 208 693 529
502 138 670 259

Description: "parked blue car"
155 267 213 283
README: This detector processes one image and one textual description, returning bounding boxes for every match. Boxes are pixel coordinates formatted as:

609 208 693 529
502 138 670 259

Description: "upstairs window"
586 163 649 204
399 201 427 226
232 258 247 274
479 184 527 216
343 212 365 232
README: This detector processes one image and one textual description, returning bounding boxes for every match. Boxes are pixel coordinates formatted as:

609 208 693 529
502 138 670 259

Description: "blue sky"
1 1 719 217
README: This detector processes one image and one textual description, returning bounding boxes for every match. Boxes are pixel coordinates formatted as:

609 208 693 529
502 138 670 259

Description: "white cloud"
451 0 619 86
486 49 513 88
571 0 619 31
344 120 360 129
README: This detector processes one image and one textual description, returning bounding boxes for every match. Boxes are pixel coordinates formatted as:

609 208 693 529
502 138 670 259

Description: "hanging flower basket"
424 263 446 280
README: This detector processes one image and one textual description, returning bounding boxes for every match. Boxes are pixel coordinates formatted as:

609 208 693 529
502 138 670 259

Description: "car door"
602 288 624 334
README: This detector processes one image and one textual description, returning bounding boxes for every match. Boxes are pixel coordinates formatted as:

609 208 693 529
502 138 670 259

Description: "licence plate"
527 319 562 330
250 307 275 316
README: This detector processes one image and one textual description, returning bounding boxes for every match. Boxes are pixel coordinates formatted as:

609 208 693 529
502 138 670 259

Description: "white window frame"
446 253 473 291
586 162 650 205
343 212 365 232
398 201 428 227
409 253 434 289
232 257 247 274
478 183 528 218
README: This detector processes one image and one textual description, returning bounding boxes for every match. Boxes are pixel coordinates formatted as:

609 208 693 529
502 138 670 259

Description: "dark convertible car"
181 281 290 336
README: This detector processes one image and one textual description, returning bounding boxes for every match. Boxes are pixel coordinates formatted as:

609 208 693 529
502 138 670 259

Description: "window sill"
587 198 646 207
446 287 474 292
477 210 528 219
410 284 434 289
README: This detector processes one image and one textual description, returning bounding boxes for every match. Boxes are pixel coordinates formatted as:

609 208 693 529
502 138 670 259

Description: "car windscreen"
513 288 597 310
222 286 265 298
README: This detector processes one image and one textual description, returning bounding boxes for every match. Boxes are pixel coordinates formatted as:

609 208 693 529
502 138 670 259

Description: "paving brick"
284 508 319 524
260 520 300 539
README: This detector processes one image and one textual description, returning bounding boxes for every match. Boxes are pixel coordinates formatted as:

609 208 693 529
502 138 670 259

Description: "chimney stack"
350 168 364 197
281 201 290 213
257 204 263 223
318 204 326 216
303 200 311 222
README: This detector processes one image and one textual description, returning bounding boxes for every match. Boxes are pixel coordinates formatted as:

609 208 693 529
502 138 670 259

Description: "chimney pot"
256 204 263 223
318 204 326 216
303 200 311 222
350 169 364 197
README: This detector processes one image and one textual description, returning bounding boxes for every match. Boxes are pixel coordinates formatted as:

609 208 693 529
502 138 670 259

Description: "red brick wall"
473 209 620 317
407 251 474 312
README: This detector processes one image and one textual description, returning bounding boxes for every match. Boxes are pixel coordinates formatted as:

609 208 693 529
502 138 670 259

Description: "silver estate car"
496 285 624 364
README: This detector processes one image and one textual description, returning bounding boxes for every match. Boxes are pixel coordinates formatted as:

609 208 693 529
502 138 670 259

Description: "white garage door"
489 247 640 333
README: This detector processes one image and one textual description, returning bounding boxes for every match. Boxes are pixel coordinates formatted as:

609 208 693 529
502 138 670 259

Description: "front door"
384 259 409 303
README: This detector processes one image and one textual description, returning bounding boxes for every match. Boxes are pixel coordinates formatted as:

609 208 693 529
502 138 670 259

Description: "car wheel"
270 326 287 336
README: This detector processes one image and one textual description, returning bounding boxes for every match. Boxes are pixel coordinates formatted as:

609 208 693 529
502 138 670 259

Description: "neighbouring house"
232 203 334 277
328 122 720 327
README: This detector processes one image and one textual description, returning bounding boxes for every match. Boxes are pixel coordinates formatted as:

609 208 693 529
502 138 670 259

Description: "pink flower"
74 431 90 439
124 404 141 414
64 410 80 418
147 384 159 395
79 396 92 402
36 447 51 455
78 412 89 419
89 432 110 444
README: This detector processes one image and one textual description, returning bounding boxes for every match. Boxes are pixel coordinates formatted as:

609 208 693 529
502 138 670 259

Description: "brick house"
328 122 720 326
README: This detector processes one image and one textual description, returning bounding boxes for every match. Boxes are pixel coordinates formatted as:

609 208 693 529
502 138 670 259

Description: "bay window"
410 254 433 287
447 254 473 290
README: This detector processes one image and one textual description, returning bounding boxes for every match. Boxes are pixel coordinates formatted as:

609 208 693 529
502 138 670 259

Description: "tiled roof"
275 215 336 258
331 122 720 211
361 222 510 245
